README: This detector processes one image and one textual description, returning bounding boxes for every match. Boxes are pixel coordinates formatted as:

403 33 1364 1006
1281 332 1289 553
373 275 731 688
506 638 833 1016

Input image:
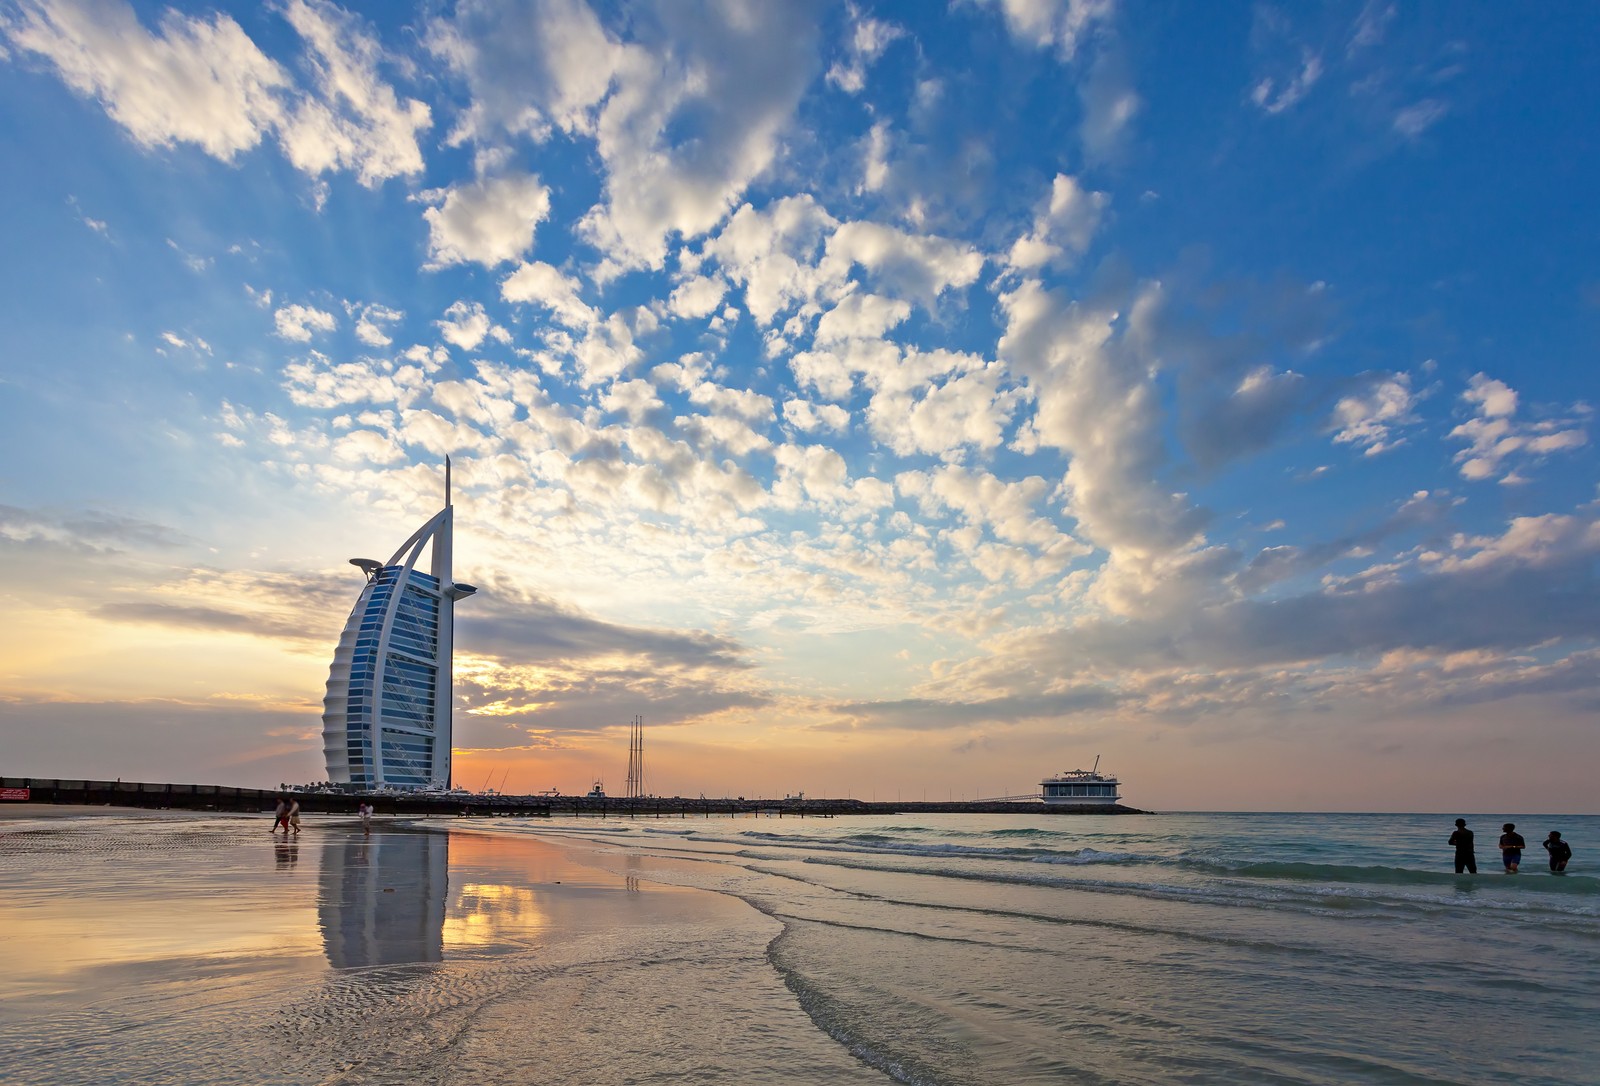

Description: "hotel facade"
321 466 476 791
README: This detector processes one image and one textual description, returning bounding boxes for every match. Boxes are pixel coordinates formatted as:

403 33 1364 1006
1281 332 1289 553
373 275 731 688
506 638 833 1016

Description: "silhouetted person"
1499 823 1526 873
1449 818 1476 874
1543 831 1571 873
272 794 290 834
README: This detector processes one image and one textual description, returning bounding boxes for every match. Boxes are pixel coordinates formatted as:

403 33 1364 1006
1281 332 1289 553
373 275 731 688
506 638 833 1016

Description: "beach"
0 808 874 1085
1 808 1596 1084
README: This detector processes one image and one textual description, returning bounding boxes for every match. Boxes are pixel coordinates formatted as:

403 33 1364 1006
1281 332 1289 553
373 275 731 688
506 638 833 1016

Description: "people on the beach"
272 795 290 834
1448 818 1476 874
1543 831 1572 873
358 801 373 834
1499 823 1526 873
288 797 302 836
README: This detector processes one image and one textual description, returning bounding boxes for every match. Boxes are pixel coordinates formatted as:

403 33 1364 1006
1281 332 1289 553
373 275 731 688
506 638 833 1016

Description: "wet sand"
0 803 172 819
0 810 881 1085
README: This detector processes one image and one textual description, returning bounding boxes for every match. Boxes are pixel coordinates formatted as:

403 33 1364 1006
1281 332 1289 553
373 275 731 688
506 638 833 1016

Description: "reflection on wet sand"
0 816 883 1084
318 830 448 969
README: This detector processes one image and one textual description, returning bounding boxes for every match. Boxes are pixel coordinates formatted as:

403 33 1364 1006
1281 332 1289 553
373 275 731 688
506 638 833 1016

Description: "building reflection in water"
319 830 448 969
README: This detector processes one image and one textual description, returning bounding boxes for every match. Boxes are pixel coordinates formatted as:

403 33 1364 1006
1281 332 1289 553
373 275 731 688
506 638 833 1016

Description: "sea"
1 809 1596 1085
519 810 1600 1086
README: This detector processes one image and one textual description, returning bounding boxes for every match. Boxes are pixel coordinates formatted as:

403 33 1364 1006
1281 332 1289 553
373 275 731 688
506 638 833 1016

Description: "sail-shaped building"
322 461 477 791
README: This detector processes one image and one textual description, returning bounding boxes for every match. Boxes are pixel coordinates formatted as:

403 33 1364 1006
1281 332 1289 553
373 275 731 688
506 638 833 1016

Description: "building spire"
445 455 452 508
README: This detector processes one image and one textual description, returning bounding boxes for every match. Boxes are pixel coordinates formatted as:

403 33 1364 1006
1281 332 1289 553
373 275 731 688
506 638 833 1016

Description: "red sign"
0 788 30 801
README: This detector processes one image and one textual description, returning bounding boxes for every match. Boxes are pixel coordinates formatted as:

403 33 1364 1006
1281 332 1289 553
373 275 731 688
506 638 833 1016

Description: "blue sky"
1 0 1596 811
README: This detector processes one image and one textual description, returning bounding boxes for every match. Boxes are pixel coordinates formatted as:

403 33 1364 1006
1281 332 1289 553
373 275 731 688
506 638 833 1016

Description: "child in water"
1543 831 1572 873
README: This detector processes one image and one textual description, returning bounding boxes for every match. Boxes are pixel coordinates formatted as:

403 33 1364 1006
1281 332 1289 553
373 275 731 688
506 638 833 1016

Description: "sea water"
519 810 1600 1085
0 811 1595 1085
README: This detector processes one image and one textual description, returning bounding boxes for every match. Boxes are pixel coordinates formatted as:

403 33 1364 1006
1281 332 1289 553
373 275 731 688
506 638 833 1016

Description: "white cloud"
676 412 771 457
576 1 824 275
282 351 428 410
1393 99 1448 139
783 399 851 434
4 0 288 160
436 300 496 352
273 0 430 187
1005 173 1107 272
667 275 728 320
1449 373 1587 483
601 378 663 423
273 302 337 342
859 120 891 194
977 0 1115 61
1330 373 1418 455
813 293 911 345
1251 49 1322 114
791 337 897 402
348 302 402 347
7 0 426 187
1426 514 1600 575
569 310 645 387
773 442 851 507
426 0 621 144
998 278 1211 614
866 356 1019 460
1462 373 1517 419
332 427 405 464
158 330 211 354
822 221 985 308
500 261 597 329
1349 1 1395 56
826 3 903 94
703 195 841 325
422 172 552 269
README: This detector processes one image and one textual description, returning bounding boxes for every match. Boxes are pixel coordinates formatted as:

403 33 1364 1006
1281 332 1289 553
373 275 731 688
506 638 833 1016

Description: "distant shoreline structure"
1042 757 1123 807
1 777 1148 816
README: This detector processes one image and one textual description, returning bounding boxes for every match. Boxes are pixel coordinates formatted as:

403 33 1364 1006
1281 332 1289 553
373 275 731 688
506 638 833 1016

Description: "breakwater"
2 777 1144 817
2 777 550 818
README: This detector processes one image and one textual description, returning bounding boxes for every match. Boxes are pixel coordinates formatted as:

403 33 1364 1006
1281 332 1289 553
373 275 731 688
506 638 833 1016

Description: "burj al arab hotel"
321 460 477 791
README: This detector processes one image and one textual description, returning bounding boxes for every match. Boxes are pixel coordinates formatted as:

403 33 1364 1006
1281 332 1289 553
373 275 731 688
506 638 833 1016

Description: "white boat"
584 780 606 799
414 786 474 799
1041 757 1121 806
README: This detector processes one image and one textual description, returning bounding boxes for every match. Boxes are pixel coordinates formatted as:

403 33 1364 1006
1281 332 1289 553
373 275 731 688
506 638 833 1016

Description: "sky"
1 0 1597 813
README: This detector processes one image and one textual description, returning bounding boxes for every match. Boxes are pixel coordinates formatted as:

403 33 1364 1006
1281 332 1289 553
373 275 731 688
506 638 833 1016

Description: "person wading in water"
1448 818 1476 874
1499 823 1526 874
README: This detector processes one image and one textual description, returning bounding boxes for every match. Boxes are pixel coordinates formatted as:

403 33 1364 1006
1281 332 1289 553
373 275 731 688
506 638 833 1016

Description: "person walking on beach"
272 795 290 834
288 797 302 836
1543 830 1572 873
1499 823 1526 873
358 801 373 834
1449 818 1476 874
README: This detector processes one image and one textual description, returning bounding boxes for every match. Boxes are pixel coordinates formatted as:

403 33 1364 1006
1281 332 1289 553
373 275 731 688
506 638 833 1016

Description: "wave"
734 831 1141 866
790 853 1600 926
1028 847 1136 865
1181 858 1600 894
